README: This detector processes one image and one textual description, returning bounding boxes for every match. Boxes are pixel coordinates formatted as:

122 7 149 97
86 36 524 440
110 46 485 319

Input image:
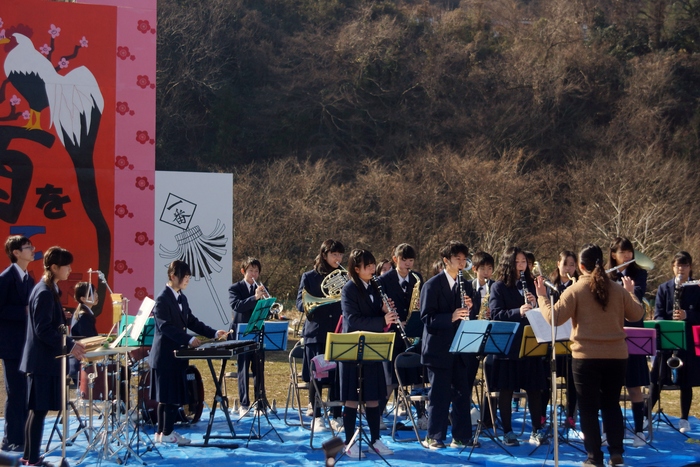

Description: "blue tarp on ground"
4 405 700 466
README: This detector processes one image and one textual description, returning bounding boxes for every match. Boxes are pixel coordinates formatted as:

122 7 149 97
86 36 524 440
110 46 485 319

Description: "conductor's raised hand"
534 276 547 297
621 276 635 294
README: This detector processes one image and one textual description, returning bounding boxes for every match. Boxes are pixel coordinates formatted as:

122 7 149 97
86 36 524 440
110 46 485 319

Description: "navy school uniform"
69 303 98 380
612 268 649 388
489 279 548 391
652 278 700 388
296 269 343 382
339 279 387 403
20 280 75 411
228 279 266 408
0 264 33 446
420 271 479 443
377 269 424 384
149 287 217 405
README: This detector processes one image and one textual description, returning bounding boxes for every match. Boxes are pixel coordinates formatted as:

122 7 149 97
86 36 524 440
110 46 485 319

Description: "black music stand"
645 320 689 437
242 298 283 445
325 331 394 466
450 320 518 459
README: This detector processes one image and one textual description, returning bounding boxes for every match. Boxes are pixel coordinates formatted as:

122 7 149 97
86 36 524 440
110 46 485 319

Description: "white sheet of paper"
130 296 155 342
526 308 572 343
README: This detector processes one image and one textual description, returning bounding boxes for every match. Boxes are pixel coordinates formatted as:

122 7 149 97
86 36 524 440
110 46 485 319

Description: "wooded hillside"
156 0 700 299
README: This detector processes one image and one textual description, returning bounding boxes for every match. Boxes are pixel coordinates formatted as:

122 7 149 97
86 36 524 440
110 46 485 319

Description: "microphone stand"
59 324 70 467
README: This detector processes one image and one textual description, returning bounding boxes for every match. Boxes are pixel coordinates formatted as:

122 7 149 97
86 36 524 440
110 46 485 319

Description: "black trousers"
2 358 27 447
572 358 627 463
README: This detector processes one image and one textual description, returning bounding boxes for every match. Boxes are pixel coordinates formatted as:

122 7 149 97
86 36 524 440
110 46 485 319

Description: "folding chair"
309 356 343 449
391 352 430 446
284 340 310 428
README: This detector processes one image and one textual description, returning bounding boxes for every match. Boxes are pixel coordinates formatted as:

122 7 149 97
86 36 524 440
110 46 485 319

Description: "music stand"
325 331 394 465
242 297 283 444
644 320 688 436
623 327 657 444
450 320 518 459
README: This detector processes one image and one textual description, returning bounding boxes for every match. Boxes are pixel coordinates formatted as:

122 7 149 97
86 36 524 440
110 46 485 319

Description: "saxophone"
407 272 421 316
479 281 490 320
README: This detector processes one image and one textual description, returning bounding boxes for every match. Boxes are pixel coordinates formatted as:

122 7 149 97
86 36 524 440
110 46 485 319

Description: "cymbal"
634 250 654 270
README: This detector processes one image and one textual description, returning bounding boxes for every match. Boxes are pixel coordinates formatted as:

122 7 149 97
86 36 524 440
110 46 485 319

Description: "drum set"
51 274 206 465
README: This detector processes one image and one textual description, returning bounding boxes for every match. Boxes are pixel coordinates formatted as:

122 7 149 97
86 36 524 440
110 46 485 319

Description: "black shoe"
608 454 623 466
582 460 604 467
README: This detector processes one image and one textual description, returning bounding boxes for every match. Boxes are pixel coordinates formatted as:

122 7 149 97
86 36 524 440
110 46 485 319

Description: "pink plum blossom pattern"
134 231 151 246
136 75 150 89
0 30 5 40
22 111 30 120
80 36 88 48
135 176 151 191
0 18 4 28
137 20 151 33
115 155 134 170
58 58 69 69
39 43 51 55
134 287 151 301
114 260 133 274
115 204 133 219
48 24 61 39
116 101 134 116
9 95 20 106
117 46 131 60
136 131 150 144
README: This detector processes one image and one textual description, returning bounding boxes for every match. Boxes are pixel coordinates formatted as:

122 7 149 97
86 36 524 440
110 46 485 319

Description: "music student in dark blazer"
0 235 35 453
650 251 700 434
228 257 268 417
536 244 644 467
150 260 226 445
20 246 86 466
470 251 497 427
420 240 479 450
606 237 648 446
339 249 397 459
377 243 424 414
296 239 345 432
541 250 580 431
489 246 548 447
68 282 98 384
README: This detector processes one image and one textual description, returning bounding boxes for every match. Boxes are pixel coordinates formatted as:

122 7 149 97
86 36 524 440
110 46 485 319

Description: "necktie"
177 294 182 305
478 286 483 298
401 281 408 293
23 274 29 297
250 284 255 296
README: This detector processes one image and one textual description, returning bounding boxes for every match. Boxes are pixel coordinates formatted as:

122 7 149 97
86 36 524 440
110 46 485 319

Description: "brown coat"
537 275 644 360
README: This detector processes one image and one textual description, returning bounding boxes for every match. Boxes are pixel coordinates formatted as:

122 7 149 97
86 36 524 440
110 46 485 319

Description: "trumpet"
320 262 349 299
605 259 635 274
681 279 700 287
371 275 410 348
254 279 284 317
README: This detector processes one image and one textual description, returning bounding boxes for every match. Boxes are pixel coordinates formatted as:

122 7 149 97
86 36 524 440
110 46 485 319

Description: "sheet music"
130 296 155 342
526 308 572 343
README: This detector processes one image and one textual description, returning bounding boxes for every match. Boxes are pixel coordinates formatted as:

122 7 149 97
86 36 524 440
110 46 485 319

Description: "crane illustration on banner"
1 26 111 316
158 193 229 325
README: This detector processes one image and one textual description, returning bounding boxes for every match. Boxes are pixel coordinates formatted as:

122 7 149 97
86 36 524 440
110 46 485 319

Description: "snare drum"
138 365 204 424
79 361 127 402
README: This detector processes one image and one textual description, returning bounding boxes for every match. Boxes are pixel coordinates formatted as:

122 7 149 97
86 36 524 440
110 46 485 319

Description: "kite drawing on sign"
159 193 229 325
0 25 111 316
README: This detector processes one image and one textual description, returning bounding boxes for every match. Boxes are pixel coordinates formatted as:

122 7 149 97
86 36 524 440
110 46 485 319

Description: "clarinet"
371 276 411 348
669 275 684 383
520 271 529 306
457 269 466 308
